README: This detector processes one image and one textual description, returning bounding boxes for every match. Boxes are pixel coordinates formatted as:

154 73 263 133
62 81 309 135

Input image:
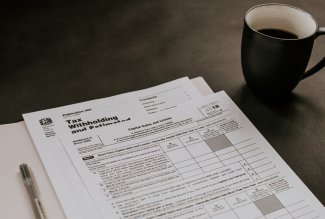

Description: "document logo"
39 118 56 137
39 118 53 126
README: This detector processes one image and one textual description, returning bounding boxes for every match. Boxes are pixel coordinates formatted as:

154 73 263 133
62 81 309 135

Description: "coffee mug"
241 3 325 98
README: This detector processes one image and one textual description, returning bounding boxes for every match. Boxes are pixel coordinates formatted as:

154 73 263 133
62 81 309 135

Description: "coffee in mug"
258 29 299 39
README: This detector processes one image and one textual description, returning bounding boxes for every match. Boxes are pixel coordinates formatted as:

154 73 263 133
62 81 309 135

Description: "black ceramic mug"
241 3 325 98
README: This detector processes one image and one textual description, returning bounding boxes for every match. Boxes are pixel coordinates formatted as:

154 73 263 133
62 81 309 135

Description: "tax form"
23 77 202 219
60 91 325 219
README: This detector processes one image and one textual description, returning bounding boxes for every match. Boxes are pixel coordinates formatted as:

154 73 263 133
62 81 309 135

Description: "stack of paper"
6 77 325 219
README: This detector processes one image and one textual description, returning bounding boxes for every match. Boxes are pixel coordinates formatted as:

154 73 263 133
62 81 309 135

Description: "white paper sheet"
59 91 325 219
23 77 203 219
0 121 66 219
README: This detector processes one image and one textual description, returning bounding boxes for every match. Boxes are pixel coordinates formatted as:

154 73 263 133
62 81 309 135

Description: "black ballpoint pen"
19 163 47 219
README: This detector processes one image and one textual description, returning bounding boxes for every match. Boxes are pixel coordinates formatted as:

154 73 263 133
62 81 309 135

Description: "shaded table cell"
205 134 233 152
254 195 284 216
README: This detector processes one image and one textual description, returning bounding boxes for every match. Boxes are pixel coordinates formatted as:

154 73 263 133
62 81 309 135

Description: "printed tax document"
61 91 324 219
23 77 202 219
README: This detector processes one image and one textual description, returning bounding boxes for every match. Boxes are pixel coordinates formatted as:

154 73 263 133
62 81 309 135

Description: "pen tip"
19 163 31 178
19 163 27 170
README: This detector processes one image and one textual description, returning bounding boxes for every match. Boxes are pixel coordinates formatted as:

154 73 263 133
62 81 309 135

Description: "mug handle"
301 27 325 80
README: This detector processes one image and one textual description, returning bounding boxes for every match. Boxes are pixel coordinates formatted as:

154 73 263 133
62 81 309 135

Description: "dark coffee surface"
258 28 299 39
0 0 324 205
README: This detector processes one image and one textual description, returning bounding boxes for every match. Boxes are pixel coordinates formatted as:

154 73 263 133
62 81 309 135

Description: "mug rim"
244 3 318 41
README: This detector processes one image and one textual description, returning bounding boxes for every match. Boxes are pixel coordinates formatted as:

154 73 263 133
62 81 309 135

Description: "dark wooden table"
1 0 324 205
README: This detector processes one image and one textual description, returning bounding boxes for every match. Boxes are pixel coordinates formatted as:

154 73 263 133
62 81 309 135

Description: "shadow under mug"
241 3 325 98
